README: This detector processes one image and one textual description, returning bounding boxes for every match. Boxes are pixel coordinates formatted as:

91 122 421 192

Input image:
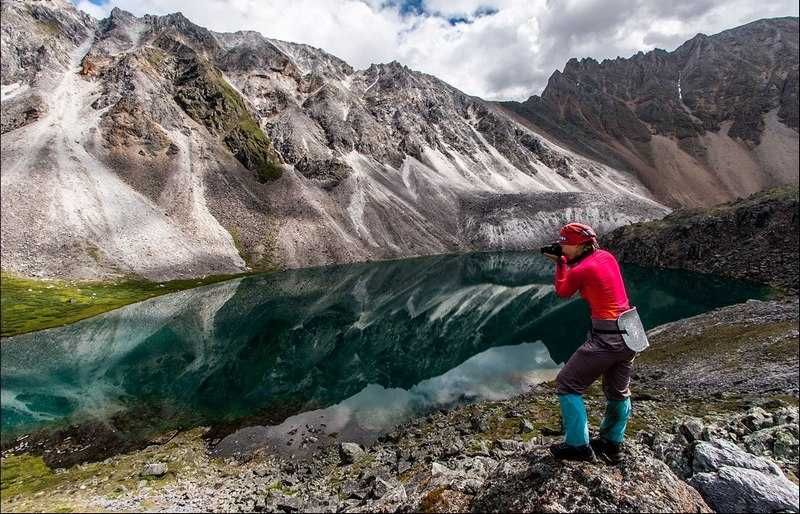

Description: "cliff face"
500 18 800 208
0 0 667 281
603 186 800 292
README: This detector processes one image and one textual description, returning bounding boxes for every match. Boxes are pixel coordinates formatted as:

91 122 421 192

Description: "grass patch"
267 480 297 496
0 454 54 498
1 428 217 511
765 333 800 362
637 321 797 366
0 271 252 338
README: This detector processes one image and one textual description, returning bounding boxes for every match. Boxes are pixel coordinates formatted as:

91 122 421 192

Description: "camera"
540 242 562 256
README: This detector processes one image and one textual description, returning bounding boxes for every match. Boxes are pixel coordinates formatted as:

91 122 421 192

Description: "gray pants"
555 319 636 401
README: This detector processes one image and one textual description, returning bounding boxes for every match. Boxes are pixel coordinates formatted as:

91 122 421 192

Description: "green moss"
1 429 219 511
227 226 248 265
0 455 52 497
173 62 282 182
0 453 106 500
267 480 297 496
0 271 254 338
144 48 168 68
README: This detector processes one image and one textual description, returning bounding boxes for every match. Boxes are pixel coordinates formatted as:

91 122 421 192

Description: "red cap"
559 222 597 245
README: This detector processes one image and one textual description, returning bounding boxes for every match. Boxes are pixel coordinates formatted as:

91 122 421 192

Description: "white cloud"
71 0 799 100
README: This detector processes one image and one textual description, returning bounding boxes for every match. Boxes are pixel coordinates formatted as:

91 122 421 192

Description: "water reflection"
215 341 560 458
1 251 769 454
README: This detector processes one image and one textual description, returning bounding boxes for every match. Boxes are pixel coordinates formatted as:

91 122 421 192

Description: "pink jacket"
554 249 631 320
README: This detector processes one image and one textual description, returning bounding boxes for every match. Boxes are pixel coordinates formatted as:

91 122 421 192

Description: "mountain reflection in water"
1 251 770 457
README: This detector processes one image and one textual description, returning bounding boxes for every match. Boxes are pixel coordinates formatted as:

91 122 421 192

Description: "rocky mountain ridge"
603 186 799 292
500 17 799 207
1 0 666 281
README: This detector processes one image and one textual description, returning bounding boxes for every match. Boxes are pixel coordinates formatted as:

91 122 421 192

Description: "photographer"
541 222 637 464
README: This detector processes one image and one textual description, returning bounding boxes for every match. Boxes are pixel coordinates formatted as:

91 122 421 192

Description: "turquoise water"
0 251 770 456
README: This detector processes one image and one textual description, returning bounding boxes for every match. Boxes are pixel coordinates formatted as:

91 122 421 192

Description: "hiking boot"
549 442 596 462
590 437 624 464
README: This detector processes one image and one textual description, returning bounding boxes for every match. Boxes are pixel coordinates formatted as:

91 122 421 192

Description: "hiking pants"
555 319 636 400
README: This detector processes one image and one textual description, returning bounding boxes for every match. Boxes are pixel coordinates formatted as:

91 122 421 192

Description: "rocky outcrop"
0 0 95 133
470 447 711 513
170 52 283 182
500 17 799 207
602 186 799 291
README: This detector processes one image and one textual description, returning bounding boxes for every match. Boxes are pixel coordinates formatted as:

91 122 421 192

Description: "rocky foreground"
2 297 798 513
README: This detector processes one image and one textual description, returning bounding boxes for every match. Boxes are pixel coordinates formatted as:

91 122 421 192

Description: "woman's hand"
543 253 561 262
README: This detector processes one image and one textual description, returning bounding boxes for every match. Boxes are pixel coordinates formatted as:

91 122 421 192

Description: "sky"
72 0 799 101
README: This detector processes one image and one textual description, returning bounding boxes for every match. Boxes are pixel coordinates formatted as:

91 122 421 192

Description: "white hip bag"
617 307 650 352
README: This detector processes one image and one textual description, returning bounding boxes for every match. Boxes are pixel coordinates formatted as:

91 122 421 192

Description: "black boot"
549 442 596 462
590 437 624 464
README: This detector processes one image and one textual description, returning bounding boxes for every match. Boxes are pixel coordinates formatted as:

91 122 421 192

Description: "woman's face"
560 244 583 260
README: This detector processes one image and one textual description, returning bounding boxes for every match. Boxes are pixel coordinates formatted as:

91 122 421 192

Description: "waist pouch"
591 307 650 352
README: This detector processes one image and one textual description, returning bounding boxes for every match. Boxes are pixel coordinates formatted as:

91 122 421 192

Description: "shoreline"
2 296 797 512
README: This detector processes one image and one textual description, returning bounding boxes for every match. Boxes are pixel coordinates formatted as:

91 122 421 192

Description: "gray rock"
773 406 800 426
370 484 407 513
679 417 705 442
689 466 799 513
649 432 691 478
744 424 800 456
371 477 398 499
430 462 452 478
741 407 773 432
339 479 365 500
471 416 491 433
773 428 800 461
338 442 365 465
492 439 526 452
454 478 484 495
140 462 168 477
519 419 535 434
396 459 412 474
442 438 465 457
692 439 783 476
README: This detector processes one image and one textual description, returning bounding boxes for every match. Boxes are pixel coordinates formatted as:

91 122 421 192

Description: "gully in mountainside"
542 222 647 464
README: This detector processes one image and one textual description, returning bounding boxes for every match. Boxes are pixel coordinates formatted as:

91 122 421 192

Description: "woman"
543 222 636 464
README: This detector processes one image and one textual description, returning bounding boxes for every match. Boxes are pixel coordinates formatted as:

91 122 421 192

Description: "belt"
592 328 628 335
590 318 627 335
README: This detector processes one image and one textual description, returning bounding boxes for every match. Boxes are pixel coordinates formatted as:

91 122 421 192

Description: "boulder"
692 439 783 476
740 406 774 432
370 484 407 513
744 424 800 457
471 446 711 512
140 462 168 477
371 477 399 499
678 417 705 442
689 465 799 513
338 442 366 465
774 428 800 461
